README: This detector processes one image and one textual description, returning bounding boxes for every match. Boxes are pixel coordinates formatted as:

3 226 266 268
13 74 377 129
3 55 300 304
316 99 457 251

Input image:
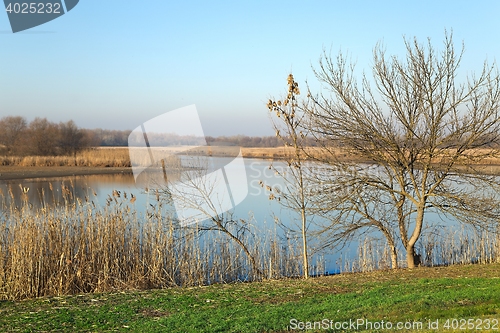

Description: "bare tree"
27 117 60 156
0 116 27 155
267 74 313 278
305 32 500 268
58 120 87 158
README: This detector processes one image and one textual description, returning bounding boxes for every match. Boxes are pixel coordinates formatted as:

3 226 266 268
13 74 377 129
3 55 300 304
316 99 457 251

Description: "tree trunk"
406 244 416 268
389 243 398 269
301 206 309 278
406 204 425 268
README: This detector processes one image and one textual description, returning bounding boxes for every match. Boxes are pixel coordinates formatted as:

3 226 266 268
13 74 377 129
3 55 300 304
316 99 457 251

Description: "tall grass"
0 147 334 167
0 184 309 300
0 147 296 167
2 180 498 300
0 148 132 167
343 226 500 273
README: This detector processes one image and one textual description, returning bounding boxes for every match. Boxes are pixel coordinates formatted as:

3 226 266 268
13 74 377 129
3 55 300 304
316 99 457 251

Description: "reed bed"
3 146 500 169
0 147 331 167
2 179 497 300
343 226 500 273
0 148 131 167
0 184 309 300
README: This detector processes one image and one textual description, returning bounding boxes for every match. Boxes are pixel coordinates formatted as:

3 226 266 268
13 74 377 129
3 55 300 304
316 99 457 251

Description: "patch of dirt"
139 308 171 318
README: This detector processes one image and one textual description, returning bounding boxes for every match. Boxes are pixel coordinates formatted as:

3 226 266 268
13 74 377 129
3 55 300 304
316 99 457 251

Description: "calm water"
0 158 350 274
0 157 482 273
0 158 314 225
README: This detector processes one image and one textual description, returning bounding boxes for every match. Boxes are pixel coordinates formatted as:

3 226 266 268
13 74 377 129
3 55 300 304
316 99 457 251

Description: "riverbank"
3 146 500 181
1 263 499 332
0 166 133 181
0 147 290 181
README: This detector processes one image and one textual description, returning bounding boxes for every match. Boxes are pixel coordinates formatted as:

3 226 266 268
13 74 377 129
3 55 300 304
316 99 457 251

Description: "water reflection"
0 159 345 274
4 158 493 274
0 173 137 209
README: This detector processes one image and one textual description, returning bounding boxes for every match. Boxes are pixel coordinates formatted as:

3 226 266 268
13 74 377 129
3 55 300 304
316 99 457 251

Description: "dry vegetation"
0 180 498 301
0 183 316 300
0 146 294 168
344 228 500 273
0 148 131 168
3 146 500 170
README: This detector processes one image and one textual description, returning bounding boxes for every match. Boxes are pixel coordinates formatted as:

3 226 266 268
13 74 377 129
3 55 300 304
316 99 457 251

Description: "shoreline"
0 148 290 181
3 145 500 180
0 166 133 181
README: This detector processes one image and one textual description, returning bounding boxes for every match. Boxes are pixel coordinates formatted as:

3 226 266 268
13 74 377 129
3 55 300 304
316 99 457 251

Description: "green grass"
1 263 499 332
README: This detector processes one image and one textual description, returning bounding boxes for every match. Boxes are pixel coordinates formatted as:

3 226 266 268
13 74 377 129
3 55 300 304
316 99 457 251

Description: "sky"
1 1 500 136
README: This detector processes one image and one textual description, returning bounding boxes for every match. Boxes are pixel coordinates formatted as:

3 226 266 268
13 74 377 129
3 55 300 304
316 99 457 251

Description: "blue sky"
1 1 500 136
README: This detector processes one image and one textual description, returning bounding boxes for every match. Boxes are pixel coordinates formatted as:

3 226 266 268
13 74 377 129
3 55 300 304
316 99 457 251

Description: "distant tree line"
0 116 89 156
205 135 321 147
0 116 306 156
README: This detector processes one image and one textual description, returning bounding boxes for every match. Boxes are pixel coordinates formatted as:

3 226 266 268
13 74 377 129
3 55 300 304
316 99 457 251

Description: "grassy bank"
0 263 499 332
0 147 300 167
3 146 500 169
0 145 367 167
0 148 132 168
0 147 304 175
1 180 499 301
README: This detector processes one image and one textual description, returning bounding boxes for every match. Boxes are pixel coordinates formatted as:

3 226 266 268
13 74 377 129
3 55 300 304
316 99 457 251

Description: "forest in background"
0 116 315 157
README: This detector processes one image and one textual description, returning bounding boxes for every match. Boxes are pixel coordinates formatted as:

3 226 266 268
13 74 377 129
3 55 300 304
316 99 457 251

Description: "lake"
0 157 496 274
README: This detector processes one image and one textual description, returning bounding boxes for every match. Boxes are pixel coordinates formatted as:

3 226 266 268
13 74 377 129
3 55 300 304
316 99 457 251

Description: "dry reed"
3 182 495 300
343 226 500 273
0 148 132 167
0 184 309 300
